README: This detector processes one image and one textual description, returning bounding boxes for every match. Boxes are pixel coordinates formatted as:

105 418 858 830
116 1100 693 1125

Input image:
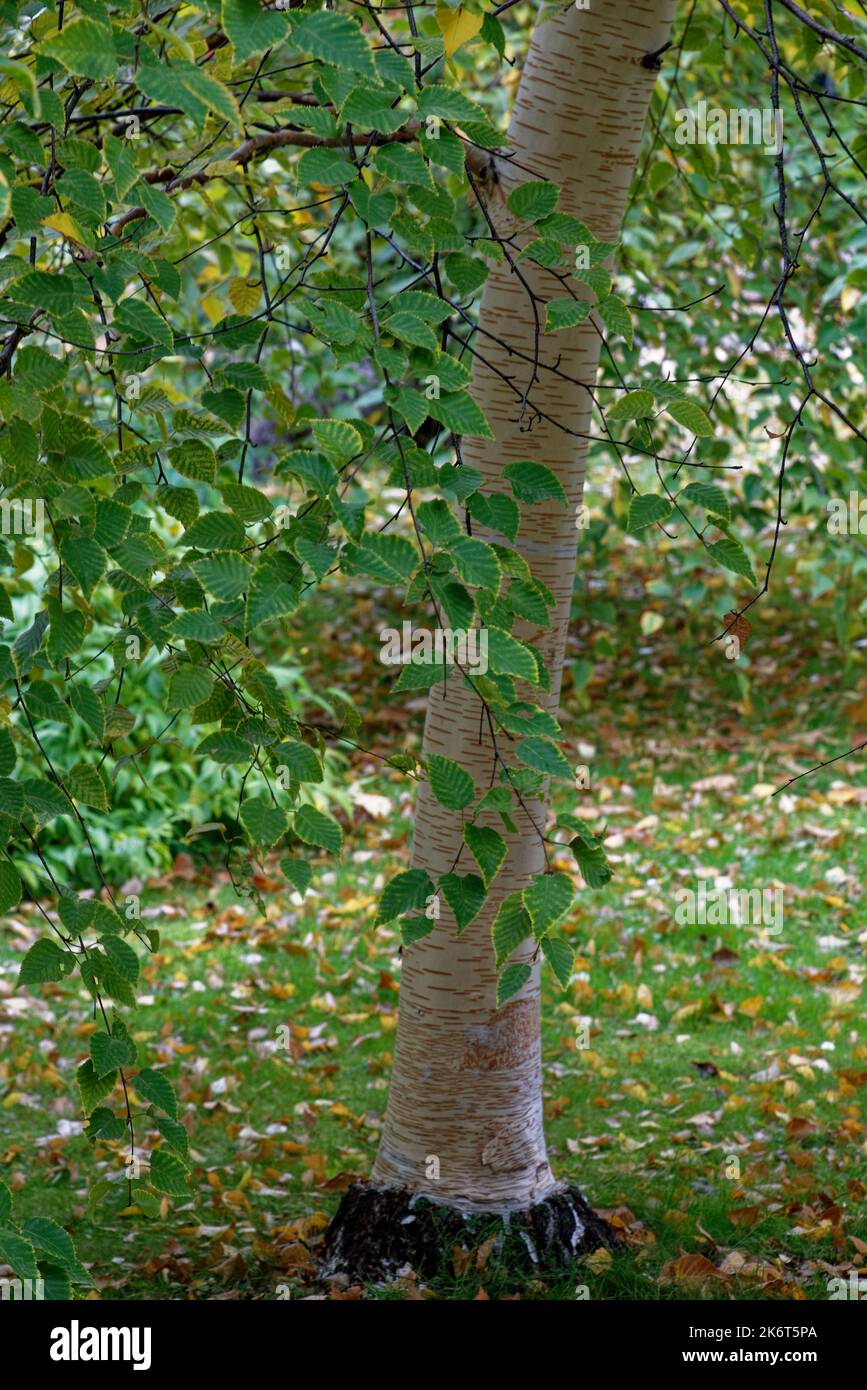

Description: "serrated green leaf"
376 868 435 925
507 181 560 221
463 823 506 887
294 803 343 854
541 936 575 989
240 795 287 848
502 460 568 507
78 1059 117 1114
708 536 756 585
491 891 531 968
438 872 486 935
133 1068 177 1118
666 398 714 437
496 961 532 1007
427 754 475 811
150 1148 191 1196
522 871 573 940
627 493 672 532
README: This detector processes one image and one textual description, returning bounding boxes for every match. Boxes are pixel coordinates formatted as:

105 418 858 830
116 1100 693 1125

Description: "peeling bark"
363 0 678 1227
322 0 680 1267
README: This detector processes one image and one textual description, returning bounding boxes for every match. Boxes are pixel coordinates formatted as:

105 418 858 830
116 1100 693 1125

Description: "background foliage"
0 0 865 1297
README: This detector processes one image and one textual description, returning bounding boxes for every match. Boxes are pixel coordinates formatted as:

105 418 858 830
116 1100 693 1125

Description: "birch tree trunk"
329 2 678 1260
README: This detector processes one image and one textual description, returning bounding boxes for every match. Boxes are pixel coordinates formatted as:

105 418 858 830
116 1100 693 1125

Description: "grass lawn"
1 560 866 1300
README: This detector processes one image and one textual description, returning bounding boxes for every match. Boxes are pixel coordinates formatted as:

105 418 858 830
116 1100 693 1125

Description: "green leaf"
294 804 343 854
90 1026 137 1078
350 181 397 228
383 311 440 352
438 872 486 935
373 142 434 190
416 85 487 123
545 299 592 332
680 481 730 520
61 536 105 598
708 536 757 585
417 499 463 549
21 778 70 823
376 868 435 925
292 10 376 78
20 1217 89 1278
627 493 672 532
167 666 215 711
133 1068 177 1118
463 823 506 887
170 611 225 643
445 254 489 295
515 736 573 780
341 88 407 135
41 20 116 79
130 1186 162 1219
522 871 573 940
503 460 568 507
451 536 501 591
496 961 532 1008
102 937 139 983
491 892 530 968
70 686 105 740
570 839 612 888
196 730 253 764
155 1114 189 1158
542 936 575 989
0 1228 38 1281
66 763 109 811
240 796 287 848
273 739 322 784
607 390 655 423
466 492 519 542
183 512 246 551
666 398 714 437
427 391 493 439
486 627 538 683
194 552 251 600
150 1149 191 1197
507 181 560 221
114 298 173 353
341 533 417 585
77 1059 117 1114
18 936 70 985
86 1107 127 1142
597 293 633 346
427 754 475 810
169 441 217 484
0 729 15 777
222 0 288 60
0 860 22 913
280 858 313 896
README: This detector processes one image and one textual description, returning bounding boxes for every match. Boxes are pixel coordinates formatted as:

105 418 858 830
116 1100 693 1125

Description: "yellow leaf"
640 609 664 635
841 285 859 314
738 994 764 1018
42 211 86 243
267 384 295 427
229 277 261 315
201 294 225 325
435 4 484 58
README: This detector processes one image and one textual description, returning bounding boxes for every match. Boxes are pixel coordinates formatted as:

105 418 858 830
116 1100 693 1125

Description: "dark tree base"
320 1180 618 1284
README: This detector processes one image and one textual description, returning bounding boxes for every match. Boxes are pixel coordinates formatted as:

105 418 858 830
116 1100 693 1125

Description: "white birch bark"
372 0 678 1212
